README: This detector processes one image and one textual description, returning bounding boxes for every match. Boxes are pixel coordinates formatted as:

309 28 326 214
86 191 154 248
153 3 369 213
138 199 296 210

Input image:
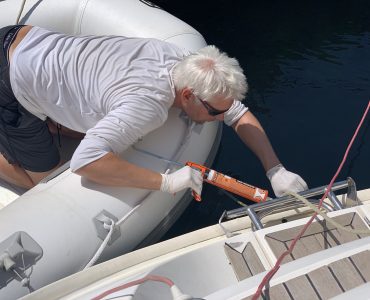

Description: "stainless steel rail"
223 177 357 230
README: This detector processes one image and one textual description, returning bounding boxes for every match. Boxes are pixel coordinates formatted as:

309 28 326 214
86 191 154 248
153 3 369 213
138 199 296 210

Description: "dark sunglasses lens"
199 98 228 116
209 107 228 116
209 109 220 116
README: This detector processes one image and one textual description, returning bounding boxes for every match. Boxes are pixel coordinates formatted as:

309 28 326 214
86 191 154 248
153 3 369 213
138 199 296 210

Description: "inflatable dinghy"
0 0 221 298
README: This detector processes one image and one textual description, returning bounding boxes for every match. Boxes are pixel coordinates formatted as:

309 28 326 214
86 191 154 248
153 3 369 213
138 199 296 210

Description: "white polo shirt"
10 27 247 171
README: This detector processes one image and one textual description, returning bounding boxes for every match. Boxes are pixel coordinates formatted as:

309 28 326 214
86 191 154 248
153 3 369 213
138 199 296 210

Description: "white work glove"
266 164 308 197
160 166 203 195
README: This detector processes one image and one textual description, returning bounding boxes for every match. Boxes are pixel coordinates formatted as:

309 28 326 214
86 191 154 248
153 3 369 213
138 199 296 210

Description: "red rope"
252 101 370 300
92 274 174 300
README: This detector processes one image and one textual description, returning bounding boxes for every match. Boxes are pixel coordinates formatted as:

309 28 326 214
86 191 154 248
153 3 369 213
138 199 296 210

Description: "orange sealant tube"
186 162 268 203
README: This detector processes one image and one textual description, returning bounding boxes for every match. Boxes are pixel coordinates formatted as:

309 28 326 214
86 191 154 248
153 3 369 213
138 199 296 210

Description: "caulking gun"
185 161 268 203
133 146 269 203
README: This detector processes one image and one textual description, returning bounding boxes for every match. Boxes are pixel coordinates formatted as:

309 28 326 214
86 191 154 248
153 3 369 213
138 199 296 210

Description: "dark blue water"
160 0 370 239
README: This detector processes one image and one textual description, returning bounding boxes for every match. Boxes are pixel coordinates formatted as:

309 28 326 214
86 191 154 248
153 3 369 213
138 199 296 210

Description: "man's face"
183 92 233 124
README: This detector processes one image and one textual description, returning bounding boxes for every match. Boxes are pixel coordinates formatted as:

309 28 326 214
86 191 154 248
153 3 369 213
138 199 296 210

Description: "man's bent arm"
74 152 162 190
232 110 280 172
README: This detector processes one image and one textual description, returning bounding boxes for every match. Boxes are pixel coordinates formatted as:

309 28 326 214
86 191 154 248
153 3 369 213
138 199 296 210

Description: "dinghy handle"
93 210 121 245
0 231 42 291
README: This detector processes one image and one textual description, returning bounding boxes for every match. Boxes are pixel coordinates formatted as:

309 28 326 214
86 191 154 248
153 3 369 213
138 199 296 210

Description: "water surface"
158 0 370 238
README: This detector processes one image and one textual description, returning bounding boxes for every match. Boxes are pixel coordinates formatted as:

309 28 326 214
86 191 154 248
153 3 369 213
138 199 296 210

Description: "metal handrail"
256 199 334 222
223 178 357 230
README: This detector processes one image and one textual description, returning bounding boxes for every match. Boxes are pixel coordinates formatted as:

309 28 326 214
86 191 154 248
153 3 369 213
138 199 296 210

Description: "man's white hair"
172 45 248 102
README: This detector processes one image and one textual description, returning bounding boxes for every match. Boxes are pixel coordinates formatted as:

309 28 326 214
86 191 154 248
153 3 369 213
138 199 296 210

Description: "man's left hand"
266 164 308 197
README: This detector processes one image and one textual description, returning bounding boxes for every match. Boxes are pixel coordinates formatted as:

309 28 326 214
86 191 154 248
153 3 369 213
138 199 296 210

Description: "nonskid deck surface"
240 249 370 300
225 211 370 299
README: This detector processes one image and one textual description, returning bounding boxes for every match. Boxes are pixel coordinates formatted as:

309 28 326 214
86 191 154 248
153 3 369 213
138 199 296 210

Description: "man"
0 24 307 197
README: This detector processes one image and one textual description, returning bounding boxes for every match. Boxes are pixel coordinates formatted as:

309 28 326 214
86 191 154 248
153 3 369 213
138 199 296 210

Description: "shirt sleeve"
223 100 249 126
70 98 168 172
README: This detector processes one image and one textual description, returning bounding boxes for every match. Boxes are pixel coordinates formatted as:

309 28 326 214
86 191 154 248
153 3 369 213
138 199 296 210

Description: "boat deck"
225 212 370 299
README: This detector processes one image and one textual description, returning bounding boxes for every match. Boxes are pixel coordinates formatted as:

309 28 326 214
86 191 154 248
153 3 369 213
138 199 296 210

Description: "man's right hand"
160 166 203 195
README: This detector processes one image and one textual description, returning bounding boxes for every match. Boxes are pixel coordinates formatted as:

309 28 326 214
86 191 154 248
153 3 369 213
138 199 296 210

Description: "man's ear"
181 88 193 103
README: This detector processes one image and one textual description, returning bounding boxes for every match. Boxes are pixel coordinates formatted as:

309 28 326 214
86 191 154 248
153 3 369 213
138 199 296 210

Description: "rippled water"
159 0 370 238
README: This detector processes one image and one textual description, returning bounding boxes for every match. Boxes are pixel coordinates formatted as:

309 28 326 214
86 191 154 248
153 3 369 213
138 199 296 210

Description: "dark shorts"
0 25 60 172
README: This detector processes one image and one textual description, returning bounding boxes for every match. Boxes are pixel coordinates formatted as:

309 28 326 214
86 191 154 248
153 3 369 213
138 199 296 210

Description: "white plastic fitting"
170 285 193 300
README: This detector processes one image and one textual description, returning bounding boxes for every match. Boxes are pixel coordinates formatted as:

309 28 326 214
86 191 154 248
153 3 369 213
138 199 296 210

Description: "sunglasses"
197 97 229 116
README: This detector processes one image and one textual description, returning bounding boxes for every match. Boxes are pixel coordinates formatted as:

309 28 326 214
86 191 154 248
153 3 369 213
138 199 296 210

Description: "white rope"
116 203 141 226
83 204 142 269
287 191 370 235
84 220 115 269
83 109 195 270
133 118 195 172
16 0 27 24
